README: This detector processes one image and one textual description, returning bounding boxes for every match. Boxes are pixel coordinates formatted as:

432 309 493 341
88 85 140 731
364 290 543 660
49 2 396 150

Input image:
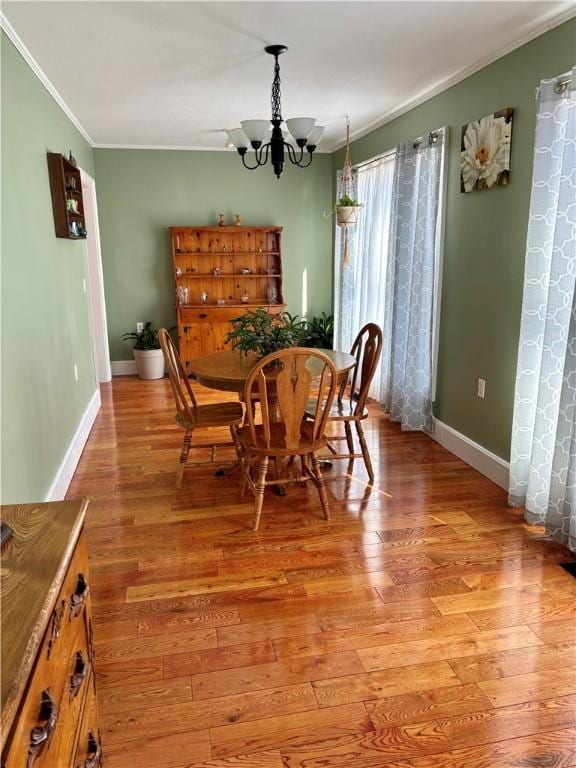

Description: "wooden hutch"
170 226 285 365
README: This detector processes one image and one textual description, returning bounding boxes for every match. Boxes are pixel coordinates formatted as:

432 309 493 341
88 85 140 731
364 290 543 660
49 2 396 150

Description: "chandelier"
226 45 324 179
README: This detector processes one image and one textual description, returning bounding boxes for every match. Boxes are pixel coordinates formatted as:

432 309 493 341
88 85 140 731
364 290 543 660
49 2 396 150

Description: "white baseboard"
428 418 510 491
45 388 101 501
111 360 137 376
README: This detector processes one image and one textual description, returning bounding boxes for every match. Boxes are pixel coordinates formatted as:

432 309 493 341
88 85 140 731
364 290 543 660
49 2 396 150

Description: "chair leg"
309 452 331 521
175 428 193 489
252 457 269 531
344 421 355 458
355 421 374 485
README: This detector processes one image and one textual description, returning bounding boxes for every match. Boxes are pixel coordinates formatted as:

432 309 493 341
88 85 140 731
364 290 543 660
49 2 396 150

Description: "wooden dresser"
1 500 102 768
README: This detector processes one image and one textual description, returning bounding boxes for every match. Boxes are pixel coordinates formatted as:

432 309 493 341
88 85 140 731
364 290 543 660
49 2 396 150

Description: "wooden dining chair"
235 348 338 530
159 329 244 488
307 323 383 484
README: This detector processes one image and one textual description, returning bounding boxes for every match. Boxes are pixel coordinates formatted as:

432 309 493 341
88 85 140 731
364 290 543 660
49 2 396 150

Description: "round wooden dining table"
188 348 356 488
187 348 356 398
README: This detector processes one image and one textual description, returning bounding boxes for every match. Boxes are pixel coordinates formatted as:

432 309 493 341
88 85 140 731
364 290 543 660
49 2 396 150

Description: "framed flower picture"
460 108 513 192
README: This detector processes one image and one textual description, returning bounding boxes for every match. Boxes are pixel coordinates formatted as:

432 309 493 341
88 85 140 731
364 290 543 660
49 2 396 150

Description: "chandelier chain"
271 55 282 123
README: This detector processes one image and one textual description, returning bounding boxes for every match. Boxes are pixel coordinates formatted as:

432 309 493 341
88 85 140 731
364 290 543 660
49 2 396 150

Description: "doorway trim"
80 169 111 382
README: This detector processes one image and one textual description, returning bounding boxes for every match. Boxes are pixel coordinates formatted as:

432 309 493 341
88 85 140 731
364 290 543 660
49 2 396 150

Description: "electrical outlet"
74 364 79 382
82 278 87 293
136 322 144 334
477 378 486 399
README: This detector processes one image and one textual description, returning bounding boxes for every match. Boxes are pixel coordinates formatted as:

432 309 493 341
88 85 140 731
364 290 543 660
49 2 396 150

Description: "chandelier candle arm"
227 44 322 179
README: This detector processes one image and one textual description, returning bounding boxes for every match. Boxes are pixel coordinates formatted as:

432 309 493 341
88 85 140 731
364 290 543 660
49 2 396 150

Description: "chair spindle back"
159 328 198 425
341 323 383 415
244 348 337 451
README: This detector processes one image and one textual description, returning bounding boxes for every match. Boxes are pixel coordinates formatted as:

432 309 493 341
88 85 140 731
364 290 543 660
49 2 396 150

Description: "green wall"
93 149 333 360
1 34 97 502
333 20 575 460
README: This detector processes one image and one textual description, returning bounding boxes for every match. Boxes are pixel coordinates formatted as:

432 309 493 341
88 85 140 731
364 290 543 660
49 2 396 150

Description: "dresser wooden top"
1 499 88 736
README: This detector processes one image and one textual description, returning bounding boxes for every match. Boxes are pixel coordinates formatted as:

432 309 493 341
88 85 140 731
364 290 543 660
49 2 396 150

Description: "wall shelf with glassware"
46 153 87 239
170 226 285 364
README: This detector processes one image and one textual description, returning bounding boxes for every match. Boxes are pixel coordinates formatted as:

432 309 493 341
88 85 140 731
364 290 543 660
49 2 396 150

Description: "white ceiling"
3 1 573 151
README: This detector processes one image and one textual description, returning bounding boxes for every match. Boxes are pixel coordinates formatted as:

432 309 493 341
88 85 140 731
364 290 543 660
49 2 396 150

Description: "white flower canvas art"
460 108 513 192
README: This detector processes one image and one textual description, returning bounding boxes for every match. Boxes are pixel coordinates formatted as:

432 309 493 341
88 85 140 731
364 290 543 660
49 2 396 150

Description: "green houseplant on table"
225 309 335 357
122 322 165 380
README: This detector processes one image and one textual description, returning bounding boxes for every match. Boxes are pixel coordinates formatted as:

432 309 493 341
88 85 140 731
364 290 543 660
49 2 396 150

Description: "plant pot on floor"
133 348 165 380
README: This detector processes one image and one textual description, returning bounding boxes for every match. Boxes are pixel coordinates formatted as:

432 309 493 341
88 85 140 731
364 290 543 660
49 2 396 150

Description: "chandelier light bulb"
286 118 316 145
307 125 325 148
226 128 249 149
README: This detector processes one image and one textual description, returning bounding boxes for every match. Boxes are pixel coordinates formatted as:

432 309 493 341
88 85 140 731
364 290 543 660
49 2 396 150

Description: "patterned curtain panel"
509 68 576 552
334 159 394 398
381 133 445 431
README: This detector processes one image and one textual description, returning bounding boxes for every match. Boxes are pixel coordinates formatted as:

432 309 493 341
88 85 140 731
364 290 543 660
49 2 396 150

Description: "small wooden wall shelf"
170 226 285 365
46 153 87 239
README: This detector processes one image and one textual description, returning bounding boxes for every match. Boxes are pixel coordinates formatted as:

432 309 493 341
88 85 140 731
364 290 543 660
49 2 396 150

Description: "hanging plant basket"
336 206 359 226
334 120 361 265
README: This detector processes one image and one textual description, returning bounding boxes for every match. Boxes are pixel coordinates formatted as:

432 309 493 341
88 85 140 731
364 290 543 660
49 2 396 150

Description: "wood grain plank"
103 727 211 767
193 651 365 700
431 585 543 615
478 667 576 707
273 614 478 660
279 721 452 768
126 572 289 602
338 728 576 768
312 660 461 707
468 594 576 631
164 641 277 681
98 677 192 714
138 607 240 636
210 702 371 759
96 628 218 663
366 684 493 729
101 682 318 745
439 694 576 748
358 625 542 671
449 641 576 683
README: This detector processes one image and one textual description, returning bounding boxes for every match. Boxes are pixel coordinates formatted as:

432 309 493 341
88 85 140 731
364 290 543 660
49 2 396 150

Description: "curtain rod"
354 149 395 171
554 75 573 95
353 126 445 171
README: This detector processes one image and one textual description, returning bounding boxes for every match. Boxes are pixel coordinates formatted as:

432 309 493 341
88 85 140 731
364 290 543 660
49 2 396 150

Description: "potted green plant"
121 322 165 380
225 309 306 358
302 313 334 349
335 194 363 226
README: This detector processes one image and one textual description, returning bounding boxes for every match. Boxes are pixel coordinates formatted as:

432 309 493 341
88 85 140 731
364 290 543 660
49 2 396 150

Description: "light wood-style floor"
67 377 576 768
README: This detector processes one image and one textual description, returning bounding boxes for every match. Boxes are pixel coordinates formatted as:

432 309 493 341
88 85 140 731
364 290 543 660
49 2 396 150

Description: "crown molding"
0 11 95 146
93 143 331 153
331 3 576 152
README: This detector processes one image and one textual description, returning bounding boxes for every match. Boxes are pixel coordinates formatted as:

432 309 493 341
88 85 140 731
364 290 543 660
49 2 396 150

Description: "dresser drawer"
73 675 101 768
180 307 246 324
3 534 93 768
46 619 93 766
40 535 91 668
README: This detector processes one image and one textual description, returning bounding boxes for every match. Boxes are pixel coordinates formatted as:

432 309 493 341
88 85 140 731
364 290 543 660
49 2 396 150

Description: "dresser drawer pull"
46 599 65 660
27 689 58 767
198 313 208 319
70 574 89 619
69 651 88 701
83 731 102 768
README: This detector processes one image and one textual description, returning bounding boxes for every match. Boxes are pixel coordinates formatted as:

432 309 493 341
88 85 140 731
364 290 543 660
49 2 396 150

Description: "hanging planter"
336 195 361 226
334 120 362 265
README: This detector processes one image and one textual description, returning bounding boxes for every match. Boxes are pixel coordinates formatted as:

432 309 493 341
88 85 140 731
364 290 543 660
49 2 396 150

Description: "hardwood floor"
67 377 576 768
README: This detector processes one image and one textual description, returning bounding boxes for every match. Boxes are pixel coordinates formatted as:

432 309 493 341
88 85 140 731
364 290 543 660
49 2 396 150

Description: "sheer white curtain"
334 154 395 398
509 68 576 552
